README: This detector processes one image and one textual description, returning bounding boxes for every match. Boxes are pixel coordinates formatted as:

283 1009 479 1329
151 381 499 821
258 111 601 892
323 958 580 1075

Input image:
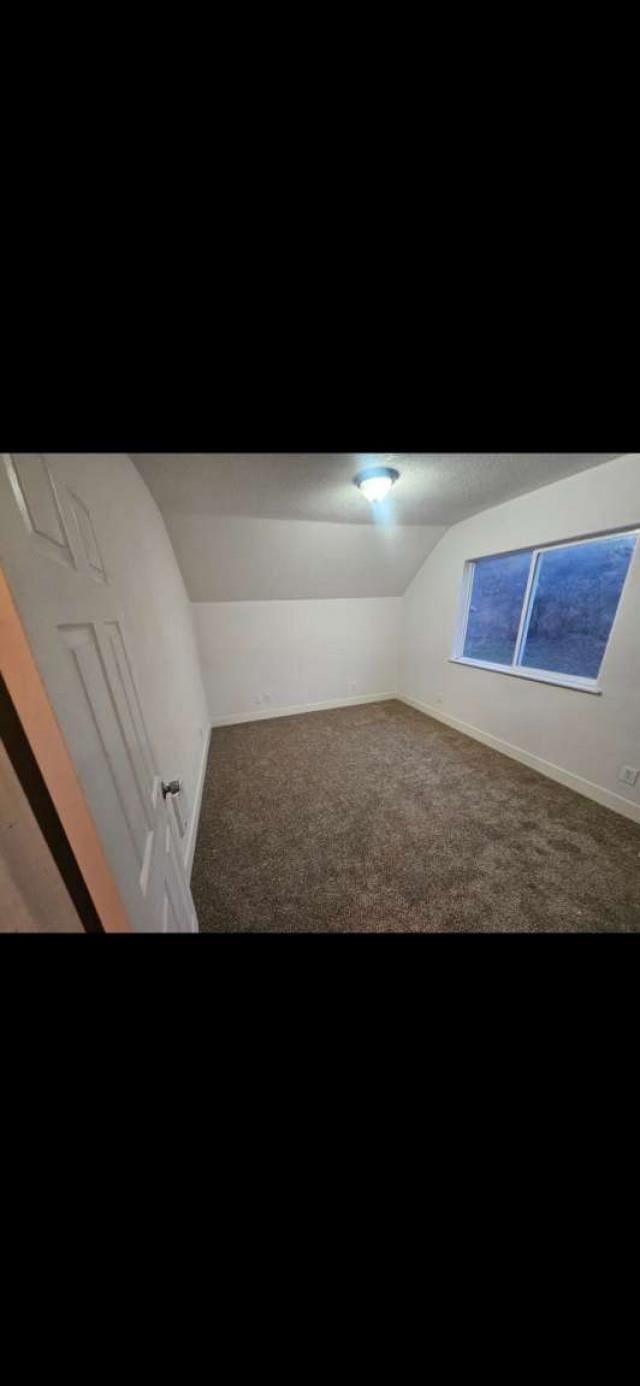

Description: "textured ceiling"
133 454 620 527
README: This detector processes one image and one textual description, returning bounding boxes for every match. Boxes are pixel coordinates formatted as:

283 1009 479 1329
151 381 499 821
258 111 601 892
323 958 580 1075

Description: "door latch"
161 779 181 799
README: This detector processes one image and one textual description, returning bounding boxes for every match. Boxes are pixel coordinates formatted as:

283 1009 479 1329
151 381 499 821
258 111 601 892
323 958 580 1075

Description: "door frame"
0 566 131 933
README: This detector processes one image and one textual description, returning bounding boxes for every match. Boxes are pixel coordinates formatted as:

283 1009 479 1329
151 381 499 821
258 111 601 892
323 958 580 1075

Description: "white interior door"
0 454 198 932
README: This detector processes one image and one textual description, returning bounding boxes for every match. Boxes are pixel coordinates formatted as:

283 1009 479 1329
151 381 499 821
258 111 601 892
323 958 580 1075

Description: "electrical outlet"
619 766 639 787
434 694 444 705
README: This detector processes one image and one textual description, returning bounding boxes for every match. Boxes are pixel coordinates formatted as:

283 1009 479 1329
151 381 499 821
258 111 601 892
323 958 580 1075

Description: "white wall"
194 597 400 722
164 513 444 600
400 453 640 821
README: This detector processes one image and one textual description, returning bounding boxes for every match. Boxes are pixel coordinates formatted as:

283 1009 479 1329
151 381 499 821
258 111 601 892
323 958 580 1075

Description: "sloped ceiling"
161 514 445 601
132 454 619 601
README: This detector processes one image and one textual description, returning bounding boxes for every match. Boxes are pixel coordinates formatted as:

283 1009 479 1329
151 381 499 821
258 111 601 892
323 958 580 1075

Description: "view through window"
459 531 637 682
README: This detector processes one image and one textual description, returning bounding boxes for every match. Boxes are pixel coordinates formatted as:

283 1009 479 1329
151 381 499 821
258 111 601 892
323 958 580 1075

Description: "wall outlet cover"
619 765 639 786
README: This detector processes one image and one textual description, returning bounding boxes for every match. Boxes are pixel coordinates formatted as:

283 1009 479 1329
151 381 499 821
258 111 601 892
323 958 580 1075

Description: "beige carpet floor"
191 699 640 932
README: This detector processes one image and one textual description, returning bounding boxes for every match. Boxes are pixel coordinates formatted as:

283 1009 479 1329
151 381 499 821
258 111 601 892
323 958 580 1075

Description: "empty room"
1 452 639 933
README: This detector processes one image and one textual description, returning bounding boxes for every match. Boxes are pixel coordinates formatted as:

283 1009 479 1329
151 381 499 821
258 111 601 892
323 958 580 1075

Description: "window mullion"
512 550 540 667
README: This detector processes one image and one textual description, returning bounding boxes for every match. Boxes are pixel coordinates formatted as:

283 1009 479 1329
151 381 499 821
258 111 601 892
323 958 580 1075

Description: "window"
455 529 638 689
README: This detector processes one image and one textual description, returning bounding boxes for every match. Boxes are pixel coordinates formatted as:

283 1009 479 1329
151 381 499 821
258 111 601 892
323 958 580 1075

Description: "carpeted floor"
191 699 640 932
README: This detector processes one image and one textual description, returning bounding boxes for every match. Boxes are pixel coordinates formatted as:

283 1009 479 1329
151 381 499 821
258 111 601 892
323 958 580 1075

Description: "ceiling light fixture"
354 465 399 504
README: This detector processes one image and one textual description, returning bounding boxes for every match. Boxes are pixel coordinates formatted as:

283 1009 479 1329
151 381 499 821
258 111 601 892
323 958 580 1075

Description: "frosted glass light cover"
355 466 399 504
359 475 393 502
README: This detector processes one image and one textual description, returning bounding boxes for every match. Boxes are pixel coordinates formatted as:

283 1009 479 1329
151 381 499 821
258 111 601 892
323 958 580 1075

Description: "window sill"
449 657 603 695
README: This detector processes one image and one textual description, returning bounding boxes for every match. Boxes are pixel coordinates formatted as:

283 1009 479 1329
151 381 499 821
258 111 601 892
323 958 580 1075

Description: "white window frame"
451 526 640 695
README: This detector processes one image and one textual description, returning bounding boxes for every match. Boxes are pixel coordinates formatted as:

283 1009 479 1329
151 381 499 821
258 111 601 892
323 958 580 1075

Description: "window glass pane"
519 533 636 679
463 550 532 665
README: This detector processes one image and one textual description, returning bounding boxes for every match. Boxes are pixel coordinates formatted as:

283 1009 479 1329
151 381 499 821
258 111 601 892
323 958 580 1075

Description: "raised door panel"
58 621 157 929
67 490 108 583
4 453 75 568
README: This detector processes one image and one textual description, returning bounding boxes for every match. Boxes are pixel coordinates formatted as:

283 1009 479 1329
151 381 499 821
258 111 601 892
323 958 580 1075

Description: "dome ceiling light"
354 464 400 504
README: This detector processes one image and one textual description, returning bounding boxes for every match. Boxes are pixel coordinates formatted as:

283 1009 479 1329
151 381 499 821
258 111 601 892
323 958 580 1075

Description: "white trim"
450 656 602 695
452 560 475 659
398 693 640 824
210 692 395 728
183 726 211 880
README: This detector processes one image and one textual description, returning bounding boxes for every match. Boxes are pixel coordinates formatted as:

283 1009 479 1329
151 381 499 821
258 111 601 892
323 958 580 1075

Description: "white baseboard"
398 693 640 825
210 692 395 729
184 726 212 880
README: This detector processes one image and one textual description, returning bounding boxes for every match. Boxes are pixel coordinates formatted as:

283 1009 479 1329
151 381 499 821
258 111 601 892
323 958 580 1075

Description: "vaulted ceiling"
132 454 620 601
133 454 618 526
